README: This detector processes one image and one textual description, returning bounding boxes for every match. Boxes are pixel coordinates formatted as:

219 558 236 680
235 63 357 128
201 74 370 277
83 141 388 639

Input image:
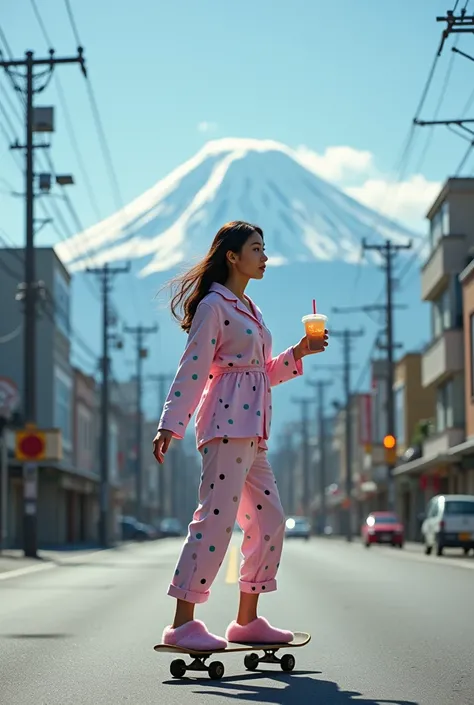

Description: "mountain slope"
55 138 420 277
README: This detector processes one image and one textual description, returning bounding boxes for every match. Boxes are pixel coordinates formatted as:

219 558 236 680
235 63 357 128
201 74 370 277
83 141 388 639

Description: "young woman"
153 221 328 650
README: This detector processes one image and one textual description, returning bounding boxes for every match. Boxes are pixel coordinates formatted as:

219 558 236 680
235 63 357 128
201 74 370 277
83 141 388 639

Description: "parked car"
160 517 185 537
285 516 311 541
361 511 404 548
119 516 157 542
421 494 474 556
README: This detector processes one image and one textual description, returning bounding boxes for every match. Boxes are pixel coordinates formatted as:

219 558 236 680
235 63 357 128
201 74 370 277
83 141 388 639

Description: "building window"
394 384 405 446
78 407 92 452
471 314 474 399
54 268 70 337
430 200 450 251
436 377 465 432
432 289 448 337
54 366 72 448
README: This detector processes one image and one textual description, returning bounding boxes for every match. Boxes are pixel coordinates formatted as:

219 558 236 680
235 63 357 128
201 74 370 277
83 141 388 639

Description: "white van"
421 494 474 556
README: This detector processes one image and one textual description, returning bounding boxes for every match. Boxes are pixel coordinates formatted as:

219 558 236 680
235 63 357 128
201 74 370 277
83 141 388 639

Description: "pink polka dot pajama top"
157 282 304 603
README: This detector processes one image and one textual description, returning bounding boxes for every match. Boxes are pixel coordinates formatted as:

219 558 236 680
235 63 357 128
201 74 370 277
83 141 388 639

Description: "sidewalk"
0 543 125 576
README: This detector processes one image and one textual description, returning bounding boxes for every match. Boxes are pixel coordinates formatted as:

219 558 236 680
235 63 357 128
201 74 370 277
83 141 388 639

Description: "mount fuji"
58 138 430 439
56 137 421 277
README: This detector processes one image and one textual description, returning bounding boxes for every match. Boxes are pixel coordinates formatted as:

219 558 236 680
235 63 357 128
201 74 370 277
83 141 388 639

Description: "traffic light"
383 434 397 465
15 428 46 461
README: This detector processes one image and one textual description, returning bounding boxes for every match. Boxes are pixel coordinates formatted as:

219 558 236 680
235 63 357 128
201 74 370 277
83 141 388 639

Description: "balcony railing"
421 234 466 301
421 328 464 387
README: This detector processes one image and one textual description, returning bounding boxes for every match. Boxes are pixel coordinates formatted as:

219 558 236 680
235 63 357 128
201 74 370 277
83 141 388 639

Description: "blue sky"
1 0 473 251
1 1 472 429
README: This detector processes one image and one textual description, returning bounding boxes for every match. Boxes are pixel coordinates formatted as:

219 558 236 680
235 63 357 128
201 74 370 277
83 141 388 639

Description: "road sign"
15 429 46 460
0 377 20 420
14 427 62 462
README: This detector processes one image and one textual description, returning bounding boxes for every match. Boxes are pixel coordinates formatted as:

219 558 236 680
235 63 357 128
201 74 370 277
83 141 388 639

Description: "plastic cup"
302 313 327 351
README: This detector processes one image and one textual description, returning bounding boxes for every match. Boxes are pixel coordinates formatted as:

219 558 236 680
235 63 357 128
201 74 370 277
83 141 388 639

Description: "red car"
361 511 404 548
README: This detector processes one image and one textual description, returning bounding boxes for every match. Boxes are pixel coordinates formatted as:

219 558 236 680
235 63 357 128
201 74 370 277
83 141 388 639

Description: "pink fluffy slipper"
225 617 294 644
162 620 227 651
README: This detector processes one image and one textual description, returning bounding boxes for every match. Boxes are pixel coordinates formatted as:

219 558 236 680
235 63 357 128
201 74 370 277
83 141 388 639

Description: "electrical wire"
62 0 141 317
354 335 380 393
29 0 102 224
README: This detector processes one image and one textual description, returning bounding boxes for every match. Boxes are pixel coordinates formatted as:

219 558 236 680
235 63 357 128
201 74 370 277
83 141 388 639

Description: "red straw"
312 299 316 314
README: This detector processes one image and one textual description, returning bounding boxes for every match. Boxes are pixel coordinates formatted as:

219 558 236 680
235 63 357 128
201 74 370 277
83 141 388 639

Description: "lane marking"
225 545 239 583
0 562 55 581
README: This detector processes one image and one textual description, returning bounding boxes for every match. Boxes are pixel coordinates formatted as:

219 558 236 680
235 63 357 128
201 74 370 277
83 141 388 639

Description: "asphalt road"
0 535 473 705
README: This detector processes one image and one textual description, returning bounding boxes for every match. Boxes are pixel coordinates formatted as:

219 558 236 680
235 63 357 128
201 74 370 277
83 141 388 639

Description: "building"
326 394 367 534
71 368 99 543
358 359 390 512
393 353 436 539
393 178 474 533
0 247 100 547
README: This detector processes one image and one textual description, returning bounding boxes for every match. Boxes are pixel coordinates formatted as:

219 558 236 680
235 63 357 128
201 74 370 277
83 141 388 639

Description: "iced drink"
302 314 327 351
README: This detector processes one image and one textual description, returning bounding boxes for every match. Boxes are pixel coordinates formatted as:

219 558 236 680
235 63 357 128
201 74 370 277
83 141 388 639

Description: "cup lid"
302 313 327 322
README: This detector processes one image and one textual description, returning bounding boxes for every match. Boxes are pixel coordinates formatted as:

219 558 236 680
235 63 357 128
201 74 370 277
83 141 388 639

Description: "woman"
153 221 328 651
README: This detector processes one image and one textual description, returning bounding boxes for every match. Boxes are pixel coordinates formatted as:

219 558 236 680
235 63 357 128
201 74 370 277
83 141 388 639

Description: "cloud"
345 174 441 230
197 121 218 133
296 144 440 231
296 145 374 182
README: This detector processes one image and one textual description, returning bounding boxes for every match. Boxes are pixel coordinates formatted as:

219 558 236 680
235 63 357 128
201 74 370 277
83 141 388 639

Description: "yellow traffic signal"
383 434 397 464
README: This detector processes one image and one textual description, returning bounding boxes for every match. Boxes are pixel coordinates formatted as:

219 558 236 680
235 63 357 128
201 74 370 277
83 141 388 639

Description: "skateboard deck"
154 631 310 680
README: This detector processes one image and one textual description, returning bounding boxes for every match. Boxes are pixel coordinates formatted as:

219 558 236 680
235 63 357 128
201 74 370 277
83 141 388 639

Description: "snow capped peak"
55 138 419 277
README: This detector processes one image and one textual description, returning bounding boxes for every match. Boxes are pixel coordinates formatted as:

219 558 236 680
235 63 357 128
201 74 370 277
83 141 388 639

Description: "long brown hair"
169 221 263 332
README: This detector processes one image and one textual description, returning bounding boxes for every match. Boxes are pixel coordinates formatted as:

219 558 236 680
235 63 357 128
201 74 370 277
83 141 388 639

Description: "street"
0 536 473 705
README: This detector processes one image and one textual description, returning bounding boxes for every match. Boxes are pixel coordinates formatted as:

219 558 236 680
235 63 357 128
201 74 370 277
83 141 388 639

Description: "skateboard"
154 631 311 680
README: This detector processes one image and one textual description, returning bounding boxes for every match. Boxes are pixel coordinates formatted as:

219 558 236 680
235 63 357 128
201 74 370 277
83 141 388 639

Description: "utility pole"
327 328 364 541
0 48 86 558
148 373 174 521
148 373 174 416
436 8 474 56
362 239 412 509
124 324 158 521
291 397 315 518
306 379 332 534
87 263 129 548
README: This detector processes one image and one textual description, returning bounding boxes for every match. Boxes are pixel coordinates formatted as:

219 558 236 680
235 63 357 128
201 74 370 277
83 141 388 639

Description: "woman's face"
229 231 268 280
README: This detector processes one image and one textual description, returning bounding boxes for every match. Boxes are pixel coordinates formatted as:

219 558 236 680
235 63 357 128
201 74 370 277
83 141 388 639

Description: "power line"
64 0 82 47
29 0 53 47
62 1 140 314
29 0 103 223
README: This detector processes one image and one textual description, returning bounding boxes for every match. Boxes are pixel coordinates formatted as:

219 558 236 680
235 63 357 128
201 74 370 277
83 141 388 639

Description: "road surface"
0 535 473 704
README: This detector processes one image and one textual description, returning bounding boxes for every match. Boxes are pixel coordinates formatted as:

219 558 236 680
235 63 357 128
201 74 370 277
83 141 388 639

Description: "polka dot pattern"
160 290 301 598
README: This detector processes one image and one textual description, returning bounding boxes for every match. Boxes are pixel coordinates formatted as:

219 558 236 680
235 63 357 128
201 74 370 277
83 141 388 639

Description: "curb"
0 543 129 582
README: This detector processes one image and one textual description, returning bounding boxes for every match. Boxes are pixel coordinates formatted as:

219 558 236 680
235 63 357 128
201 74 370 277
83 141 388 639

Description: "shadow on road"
164 671 419 705
1 633 71 640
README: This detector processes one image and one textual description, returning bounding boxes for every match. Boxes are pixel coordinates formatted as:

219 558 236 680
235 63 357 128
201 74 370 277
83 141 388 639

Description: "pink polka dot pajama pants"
167 437 286 604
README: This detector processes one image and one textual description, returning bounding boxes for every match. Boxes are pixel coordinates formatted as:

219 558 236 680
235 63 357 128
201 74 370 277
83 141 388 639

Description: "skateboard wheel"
280 653 295 672
170 658 186 678
244 653 259 671
208 660 225 680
